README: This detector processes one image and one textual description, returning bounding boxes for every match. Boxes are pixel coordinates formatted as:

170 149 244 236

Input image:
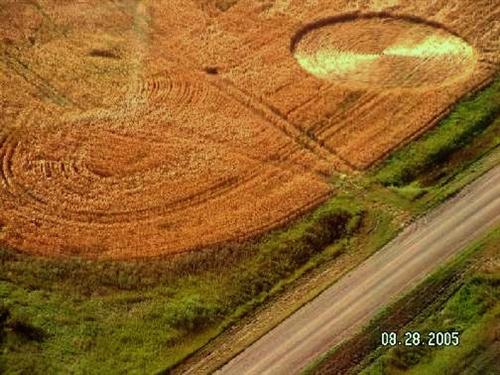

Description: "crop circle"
292 13 477 88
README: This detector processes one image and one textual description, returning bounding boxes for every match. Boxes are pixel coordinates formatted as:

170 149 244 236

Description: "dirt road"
217 166 500 375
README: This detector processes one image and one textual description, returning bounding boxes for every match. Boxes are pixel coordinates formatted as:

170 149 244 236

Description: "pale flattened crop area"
295 50 379 78
292 16 478 88
383 34 475 58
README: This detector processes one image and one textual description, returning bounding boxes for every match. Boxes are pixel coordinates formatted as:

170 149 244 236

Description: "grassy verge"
375 76 500 188
0 198 362 374
359 229 500 375
303 228 500 375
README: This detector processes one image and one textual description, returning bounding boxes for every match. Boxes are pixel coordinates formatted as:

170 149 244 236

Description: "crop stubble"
0 0 498 259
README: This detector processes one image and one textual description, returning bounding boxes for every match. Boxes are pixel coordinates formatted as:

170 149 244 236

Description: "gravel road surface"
217 166 500 375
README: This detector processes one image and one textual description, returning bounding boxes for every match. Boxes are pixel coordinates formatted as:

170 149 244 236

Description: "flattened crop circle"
292 13 477 88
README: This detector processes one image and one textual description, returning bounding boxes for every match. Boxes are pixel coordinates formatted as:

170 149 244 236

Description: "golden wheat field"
0 0 498 259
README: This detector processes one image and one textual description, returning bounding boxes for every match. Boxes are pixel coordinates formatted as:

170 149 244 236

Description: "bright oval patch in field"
293 14 477 88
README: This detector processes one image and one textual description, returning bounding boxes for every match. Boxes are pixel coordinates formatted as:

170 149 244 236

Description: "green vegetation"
0 198 362 373
376 76 500 187
303 228 500 375
388 181 428 202
360 229 500 375
404 308 499 375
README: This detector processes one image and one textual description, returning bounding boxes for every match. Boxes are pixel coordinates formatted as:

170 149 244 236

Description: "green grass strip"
376 76 500 186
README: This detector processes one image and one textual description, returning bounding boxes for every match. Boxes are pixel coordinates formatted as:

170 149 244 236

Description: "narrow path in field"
206 76 352 172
